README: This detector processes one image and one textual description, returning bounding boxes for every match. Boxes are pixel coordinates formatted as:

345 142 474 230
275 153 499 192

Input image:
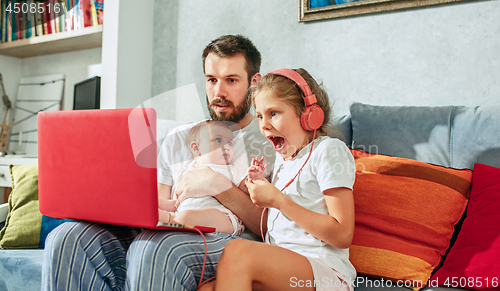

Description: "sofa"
0 102 499 291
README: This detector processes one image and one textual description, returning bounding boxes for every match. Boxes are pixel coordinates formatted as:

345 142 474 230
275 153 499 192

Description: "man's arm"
174 166 263 234
214 183 263 235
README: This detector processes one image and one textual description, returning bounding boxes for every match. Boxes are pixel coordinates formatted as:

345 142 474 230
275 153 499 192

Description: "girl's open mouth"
268 136 285 151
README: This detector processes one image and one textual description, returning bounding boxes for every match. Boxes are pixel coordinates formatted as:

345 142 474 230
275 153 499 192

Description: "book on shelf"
16 4 21 40
65 0 73 31
6 2 11 42
0 0 104 44
49 0 56 34
52 0 59 34
24 0 32 38
90 0 98 26
81 0 91 28
58 0 65 33
12 3 17 41
0 0 4 42
35 4 43 37
94 0 103 25
74 0 80 30
42 1 50 35
23 1 28 39
28 0 36 38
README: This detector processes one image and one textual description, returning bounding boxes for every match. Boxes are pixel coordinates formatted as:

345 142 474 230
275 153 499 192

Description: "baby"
158 120 266 235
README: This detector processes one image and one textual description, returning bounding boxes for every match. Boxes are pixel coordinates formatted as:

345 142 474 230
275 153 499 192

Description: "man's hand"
174 166 233 207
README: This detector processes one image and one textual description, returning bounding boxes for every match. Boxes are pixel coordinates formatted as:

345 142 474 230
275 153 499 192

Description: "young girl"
199 68 356 291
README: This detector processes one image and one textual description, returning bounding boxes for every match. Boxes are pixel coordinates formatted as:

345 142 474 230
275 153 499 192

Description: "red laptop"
37 108 214 233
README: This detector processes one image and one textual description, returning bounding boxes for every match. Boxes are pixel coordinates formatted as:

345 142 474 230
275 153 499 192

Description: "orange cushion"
350 149 472 290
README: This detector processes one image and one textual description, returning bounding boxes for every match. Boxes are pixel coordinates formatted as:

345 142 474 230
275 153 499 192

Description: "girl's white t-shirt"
265 136 357 281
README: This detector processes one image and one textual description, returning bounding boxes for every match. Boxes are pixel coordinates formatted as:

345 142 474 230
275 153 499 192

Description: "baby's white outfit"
174 160 246 235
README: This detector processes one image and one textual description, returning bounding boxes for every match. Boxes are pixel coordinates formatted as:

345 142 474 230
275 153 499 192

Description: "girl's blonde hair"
252 68 332 137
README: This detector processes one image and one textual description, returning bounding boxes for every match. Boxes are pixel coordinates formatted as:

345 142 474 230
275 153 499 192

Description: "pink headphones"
265 69 324 131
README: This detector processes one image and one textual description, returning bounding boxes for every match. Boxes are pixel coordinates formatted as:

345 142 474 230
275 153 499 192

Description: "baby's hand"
158 198 177 223
158 210 176 223
247 156 267 181
158 197 177 212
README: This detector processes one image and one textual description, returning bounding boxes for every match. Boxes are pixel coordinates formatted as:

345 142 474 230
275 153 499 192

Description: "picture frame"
299 0 472 22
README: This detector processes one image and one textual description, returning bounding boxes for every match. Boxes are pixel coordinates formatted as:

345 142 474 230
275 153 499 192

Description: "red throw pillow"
350 149 472 290
430 163 500 290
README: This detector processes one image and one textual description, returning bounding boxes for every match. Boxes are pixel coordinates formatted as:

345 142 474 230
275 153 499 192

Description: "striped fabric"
42 221 235 291
349 149 472 290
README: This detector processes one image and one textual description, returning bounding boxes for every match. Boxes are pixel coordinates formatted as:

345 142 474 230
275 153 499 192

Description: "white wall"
21 48 102 110
0 56 22 203
100 0 155 109
152 0 500 116
5 0 499 117
0 55 22 113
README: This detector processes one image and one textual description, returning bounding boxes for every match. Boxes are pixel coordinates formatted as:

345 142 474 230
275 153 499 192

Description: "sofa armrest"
0 202 8 223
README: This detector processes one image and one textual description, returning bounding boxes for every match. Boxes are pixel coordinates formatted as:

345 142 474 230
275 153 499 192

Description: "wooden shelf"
0 25 103 58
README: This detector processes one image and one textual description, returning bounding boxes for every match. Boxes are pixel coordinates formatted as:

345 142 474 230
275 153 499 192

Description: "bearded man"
42 35 275 291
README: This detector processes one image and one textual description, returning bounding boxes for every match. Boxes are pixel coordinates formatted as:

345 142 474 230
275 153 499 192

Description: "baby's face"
196 124 234 165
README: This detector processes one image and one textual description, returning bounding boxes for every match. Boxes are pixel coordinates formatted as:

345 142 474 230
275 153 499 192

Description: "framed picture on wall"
299 0 472 22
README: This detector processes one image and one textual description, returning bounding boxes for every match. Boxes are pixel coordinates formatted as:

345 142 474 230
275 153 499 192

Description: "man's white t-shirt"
266 136 357 281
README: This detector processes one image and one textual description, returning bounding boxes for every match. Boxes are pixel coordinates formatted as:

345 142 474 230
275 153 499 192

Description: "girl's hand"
245 178 284 209
247 156 267 181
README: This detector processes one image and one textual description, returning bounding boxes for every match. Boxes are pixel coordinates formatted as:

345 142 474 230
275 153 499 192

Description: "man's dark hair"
202 35 261 83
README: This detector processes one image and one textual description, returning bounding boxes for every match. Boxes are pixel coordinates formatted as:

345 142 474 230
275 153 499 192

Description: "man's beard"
207 90 252 124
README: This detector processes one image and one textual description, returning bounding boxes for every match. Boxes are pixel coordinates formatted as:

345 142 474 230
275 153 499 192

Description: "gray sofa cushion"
452 105 500 169
350 103 453 167
330 114 352 146
349 103 500 170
